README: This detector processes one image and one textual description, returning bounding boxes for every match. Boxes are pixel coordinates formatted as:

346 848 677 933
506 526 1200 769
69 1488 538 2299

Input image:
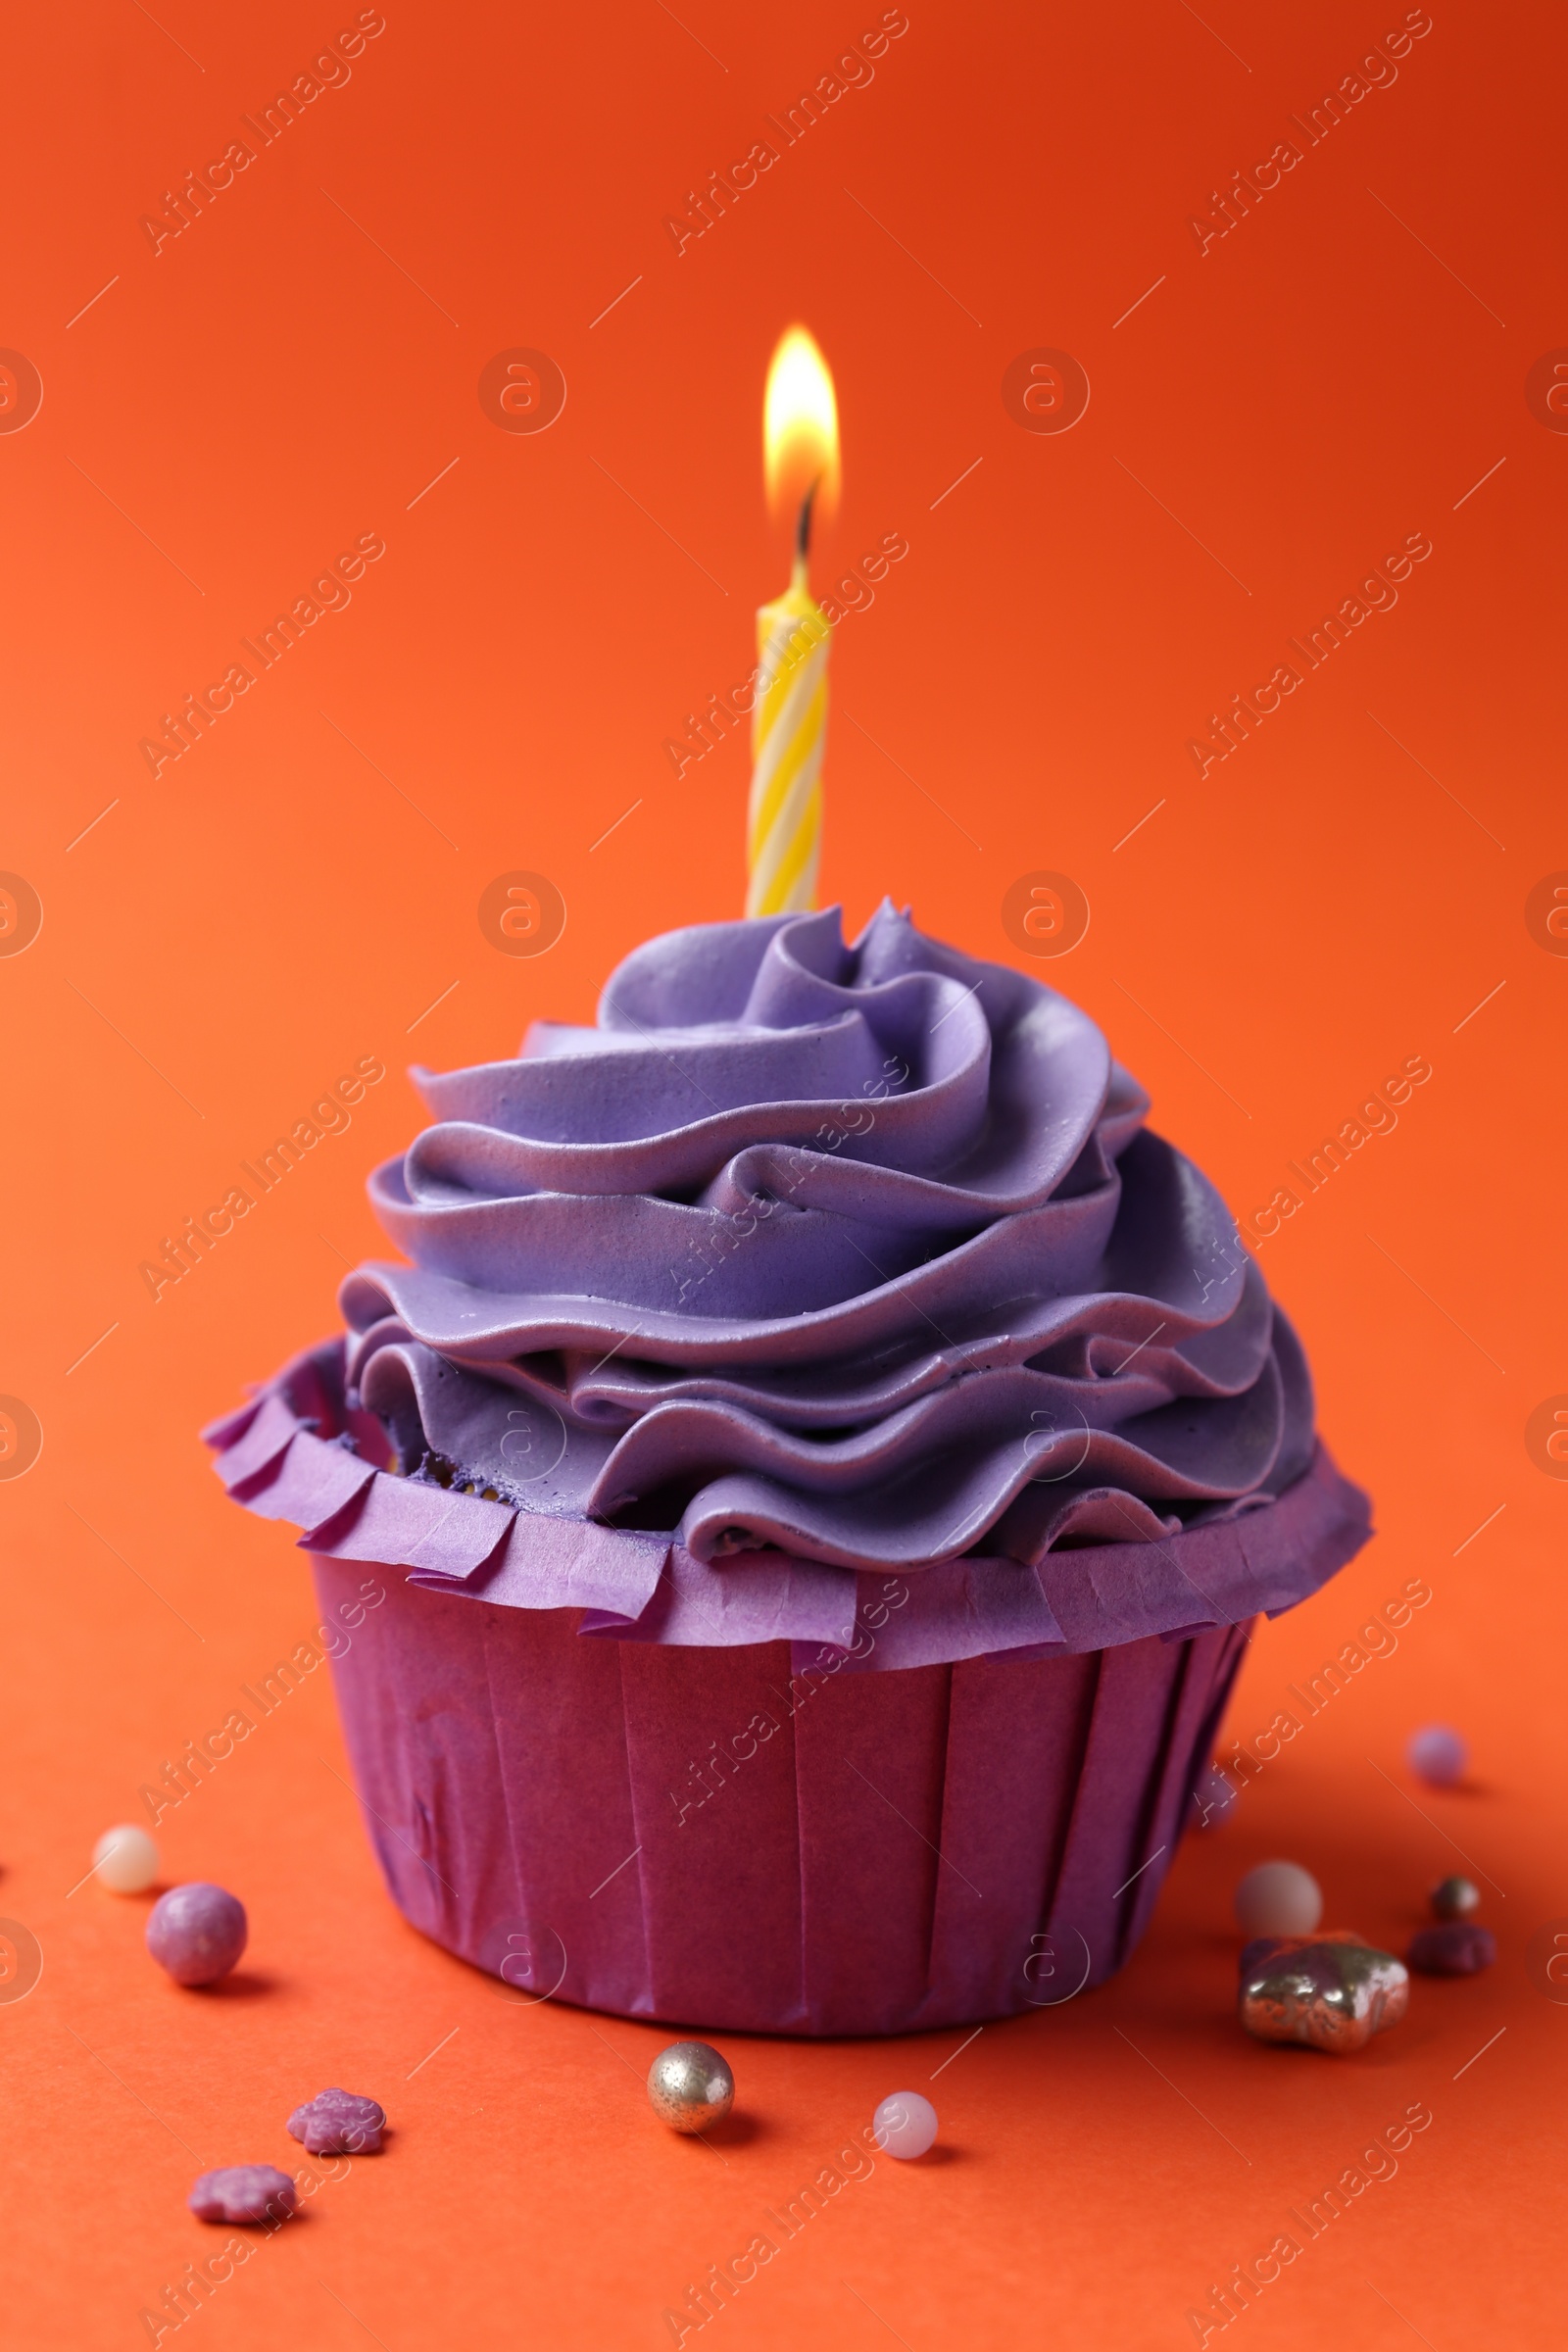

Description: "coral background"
2 1 1563 2343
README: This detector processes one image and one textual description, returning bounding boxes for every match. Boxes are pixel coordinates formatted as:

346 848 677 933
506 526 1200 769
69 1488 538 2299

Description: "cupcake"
206 906 1370 2034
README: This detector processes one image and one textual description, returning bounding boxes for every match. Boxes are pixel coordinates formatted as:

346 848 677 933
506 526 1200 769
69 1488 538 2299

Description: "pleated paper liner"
207 1340 1371 2034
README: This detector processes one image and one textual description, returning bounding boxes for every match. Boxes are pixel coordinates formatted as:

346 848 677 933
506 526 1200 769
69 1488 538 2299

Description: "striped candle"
748 325 838 919
746 551 830 917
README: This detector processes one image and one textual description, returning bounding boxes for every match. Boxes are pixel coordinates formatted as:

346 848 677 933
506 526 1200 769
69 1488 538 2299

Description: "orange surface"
3 2 1565 2344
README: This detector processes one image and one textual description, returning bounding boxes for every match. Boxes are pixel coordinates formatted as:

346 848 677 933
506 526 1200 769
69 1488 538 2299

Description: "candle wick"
795 476 820 571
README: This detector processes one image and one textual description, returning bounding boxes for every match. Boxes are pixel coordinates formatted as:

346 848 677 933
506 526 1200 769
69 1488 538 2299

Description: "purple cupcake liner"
208 1341 1371 2034
312 1552 1251 2035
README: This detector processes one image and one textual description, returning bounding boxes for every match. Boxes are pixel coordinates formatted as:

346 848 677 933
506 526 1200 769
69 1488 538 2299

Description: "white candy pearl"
872 2091 938 2160
1234 1859 1322 1938
93 1825 160 1894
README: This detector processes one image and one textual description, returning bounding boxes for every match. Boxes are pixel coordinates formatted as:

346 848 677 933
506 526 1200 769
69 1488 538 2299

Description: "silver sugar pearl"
1239 1932 1408 2055
647 2040 734 2133
1430 1874 1481 1921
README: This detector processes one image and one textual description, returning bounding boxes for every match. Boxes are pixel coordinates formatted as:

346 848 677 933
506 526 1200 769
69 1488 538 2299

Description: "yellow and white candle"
747 326 840 919
747 562 830 916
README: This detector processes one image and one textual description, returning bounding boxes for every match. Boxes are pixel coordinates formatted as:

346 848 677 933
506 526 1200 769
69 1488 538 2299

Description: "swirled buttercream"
340 905 1315 1573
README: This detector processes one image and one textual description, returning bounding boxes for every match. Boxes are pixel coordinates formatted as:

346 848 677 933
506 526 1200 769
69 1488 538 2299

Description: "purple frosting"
340 906 1318 1576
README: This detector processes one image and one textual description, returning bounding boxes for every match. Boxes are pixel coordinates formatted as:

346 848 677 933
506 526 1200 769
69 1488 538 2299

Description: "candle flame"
763 325 840 536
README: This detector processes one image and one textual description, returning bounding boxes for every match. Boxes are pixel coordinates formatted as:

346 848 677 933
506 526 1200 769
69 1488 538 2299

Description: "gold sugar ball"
647 2040 735 2133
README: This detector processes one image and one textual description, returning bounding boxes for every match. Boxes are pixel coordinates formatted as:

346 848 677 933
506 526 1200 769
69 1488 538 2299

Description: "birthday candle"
746 327 839 919
747 525 830 916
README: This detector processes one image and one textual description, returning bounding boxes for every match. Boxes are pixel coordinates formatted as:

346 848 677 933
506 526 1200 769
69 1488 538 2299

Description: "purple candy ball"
1406 1724 1468 1788
188 2165 296 2225
146 1882 248 1986
1407 1923 1496 1977
287 2086 386 2154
